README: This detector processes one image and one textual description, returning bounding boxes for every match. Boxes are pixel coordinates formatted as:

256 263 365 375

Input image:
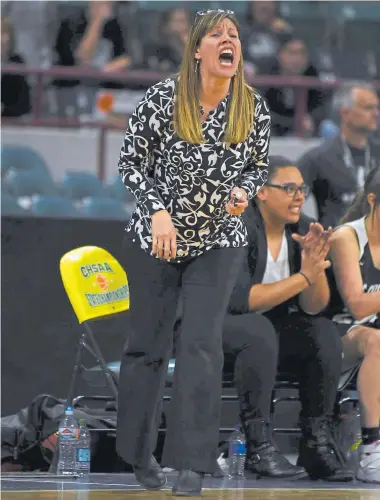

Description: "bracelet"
299 271 312 287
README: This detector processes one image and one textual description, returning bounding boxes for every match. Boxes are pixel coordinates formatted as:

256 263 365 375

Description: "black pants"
116 235 244 473
223 312 343 421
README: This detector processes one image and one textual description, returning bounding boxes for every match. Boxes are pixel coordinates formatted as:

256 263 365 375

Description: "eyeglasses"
266 183 310 198
194 9 235 23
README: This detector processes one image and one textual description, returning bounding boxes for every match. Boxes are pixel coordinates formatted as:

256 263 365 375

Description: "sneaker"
356 440 380 484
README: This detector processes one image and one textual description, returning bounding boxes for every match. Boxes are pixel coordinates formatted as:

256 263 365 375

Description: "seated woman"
225 155 352 481
329 166 380 484
1 16 31 118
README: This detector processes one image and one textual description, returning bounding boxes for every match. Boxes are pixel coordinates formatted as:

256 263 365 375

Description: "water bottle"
76 419 91 478
57 406 79 476
228 425 246 478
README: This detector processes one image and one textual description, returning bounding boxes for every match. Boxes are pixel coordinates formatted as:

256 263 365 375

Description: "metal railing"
2 64 380 179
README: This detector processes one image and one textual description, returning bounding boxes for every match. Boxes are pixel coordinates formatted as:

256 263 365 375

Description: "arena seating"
1 144 136 220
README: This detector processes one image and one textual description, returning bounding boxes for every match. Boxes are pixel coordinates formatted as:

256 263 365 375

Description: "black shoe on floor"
240 412 307 479
134 455 167 490
298 417 354 482
246 442 308 479
172 470 205 496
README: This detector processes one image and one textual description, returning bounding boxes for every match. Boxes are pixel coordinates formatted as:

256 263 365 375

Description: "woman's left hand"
225 187 248 216
292 222 332 255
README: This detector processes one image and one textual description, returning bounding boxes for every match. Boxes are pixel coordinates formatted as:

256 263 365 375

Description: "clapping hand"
292 222 332 256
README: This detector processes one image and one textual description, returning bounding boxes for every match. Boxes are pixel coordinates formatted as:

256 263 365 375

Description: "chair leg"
66 332 85 406
83 322 119 400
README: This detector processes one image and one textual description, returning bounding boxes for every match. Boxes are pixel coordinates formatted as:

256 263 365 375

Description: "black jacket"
1 54 31 118
228 202 314 317
297 136 380 228
262 60 326 136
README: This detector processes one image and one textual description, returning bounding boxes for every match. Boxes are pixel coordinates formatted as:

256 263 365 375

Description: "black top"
53 10 127 88
144 36 184 72
118 77 271 263
298 136 380 227
329 216 380 328
1 54 31 118
228 202 313 317
261 60 325 136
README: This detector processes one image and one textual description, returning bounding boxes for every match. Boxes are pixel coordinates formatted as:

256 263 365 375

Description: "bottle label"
230 442 246 455
59 427 78 440
76 448 90 463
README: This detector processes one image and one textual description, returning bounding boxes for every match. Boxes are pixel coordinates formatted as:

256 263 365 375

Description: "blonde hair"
173 11 255 147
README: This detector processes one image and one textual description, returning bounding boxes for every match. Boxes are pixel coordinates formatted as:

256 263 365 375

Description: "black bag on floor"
1 394 128 473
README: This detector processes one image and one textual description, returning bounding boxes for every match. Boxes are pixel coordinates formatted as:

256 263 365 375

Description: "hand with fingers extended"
151 210 177 261
292 222 332 254
299 233 331 285
225 187 249 216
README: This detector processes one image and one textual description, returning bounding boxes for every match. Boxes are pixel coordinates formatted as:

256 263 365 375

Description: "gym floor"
2 473 379 500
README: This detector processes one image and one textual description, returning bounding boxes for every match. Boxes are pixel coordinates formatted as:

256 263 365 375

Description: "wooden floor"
2 490 380 500
2 472 379 500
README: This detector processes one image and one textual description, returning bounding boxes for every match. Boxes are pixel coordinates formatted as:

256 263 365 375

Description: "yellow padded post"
60 246 129 324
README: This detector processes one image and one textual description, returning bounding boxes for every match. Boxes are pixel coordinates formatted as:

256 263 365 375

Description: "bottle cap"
66 406 73 412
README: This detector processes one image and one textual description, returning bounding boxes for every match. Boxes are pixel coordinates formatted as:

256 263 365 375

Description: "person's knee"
364 328 380 357
227 314 279 355
304 316 343 356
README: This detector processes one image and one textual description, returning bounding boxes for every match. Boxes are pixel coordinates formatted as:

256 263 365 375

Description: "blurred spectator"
145 8 190 72
1 16 31 118
52 0 130 117
298 81 380 227
243 0 293 75
261 35 326 137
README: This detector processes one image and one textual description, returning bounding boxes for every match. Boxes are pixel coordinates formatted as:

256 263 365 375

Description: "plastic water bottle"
57 406 79 476
228 425 246 478
76 419 91 478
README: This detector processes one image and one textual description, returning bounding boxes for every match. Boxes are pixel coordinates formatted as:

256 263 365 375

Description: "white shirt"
260 231 290 313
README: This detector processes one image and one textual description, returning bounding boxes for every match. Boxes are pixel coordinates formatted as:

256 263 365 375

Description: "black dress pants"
116 235 244 473
223 312 343 421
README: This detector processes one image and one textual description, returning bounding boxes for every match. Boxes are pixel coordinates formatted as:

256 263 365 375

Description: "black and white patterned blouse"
118 76 271 262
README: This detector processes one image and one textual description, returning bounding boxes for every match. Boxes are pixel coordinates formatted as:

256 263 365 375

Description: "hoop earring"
195 59 200 74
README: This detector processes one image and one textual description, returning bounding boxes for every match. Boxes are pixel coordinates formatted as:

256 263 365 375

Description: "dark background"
1 215 129 416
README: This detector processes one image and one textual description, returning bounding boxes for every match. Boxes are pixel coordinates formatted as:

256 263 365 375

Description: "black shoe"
172 470 205 496
297 417 354 482
246 442 308 479
134 455 167 490
240 410 307 479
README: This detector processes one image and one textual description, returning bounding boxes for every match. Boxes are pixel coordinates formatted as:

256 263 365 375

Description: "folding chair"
59 246 130 409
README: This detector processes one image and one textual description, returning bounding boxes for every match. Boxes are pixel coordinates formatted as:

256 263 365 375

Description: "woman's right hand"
151 210 177 260
300 234 331 284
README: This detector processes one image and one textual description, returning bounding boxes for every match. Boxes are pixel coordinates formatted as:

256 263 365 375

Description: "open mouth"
219 49 234 66
289 206 301 214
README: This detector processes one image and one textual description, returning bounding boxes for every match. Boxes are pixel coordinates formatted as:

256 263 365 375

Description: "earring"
195 59 200 74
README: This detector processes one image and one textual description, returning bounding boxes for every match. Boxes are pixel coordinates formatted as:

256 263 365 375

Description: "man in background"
298 81 379 227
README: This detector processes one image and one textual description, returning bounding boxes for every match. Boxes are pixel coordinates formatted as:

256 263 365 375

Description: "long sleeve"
118 84 169 216
239 96 271 200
